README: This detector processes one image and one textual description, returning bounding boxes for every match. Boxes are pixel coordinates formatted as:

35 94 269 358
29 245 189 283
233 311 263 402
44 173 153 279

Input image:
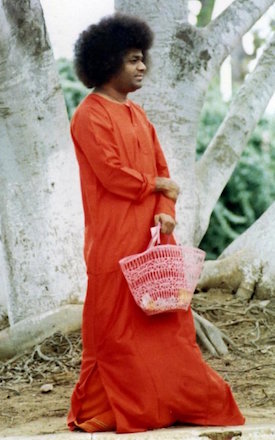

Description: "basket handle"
147 222 161 249
147 222 178 250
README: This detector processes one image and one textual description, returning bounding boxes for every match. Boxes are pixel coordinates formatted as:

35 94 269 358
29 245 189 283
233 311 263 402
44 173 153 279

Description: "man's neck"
94 85 128 103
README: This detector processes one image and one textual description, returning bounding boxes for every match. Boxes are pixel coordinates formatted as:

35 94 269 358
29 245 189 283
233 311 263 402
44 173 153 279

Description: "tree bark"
231 45 249 83
196 32 275 244
0 0 85 325
206 0 275 68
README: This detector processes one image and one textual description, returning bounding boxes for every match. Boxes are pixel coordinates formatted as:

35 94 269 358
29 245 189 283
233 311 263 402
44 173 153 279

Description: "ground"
0 291 274 436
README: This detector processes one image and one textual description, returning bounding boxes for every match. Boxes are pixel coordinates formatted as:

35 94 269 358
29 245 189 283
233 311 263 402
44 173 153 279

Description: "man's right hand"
155 177 180 202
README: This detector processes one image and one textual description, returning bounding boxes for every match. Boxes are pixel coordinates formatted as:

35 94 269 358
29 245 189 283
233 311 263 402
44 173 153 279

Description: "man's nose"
138 60 146 71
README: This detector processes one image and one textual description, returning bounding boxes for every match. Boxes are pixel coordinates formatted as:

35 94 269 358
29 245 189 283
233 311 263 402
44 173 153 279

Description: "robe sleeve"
71 105 156 202
149 123 176 220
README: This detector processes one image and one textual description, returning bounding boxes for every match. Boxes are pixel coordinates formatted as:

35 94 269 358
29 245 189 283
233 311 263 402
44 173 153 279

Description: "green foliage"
198 77 275 259
57 58 89 119
57 60 275 260
196 0 215 27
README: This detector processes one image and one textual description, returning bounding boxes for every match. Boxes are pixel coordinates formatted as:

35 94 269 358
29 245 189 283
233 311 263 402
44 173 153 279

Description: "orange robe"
67 93 245 433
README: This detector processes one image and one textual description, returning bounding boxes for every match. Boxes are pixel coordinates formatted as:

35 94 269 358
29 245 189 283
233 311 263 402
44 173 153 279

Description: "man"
68 13 245 433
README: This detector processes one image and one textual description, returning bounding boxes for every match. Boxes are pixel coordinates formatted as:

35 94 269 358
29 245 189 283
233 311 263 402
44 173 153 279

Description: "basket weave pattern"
120 227 205 315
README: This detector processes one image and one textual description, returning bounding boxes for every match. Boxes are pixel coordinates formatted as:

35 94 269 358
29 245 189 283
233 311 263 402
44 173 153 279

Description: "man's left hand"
154 213 176 234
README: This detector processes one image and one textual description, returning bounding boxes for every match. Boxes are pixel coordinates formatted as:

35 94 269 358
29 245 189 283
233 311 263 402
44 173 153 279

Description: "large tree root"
193 311 230 356
194 250 266 355
0 304 82 360
197 250 265 300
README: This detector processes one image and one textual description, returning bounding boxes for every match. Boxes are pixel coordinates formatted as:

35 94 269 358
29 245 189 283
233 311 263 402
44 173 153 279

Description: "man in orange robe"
67 14 245 433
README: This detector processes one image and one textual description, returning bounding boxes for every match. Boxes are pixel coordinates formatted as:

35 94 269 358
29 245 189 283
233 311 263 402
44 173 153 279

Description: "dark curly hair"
74 13 154 88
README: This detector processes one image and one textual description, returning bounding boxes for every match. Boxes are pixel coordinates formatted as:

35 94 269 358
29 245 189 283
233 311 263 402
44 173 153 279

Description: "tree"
0 0 274 358
115 0 274 243
115 0 275 354
0 1 85 328
197 82 275 259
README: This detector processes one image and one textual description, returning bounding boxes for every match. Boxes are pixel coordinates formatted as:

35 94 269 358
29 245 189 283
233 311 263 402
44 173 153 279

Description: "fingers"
154 213 176 234
163 189 179 202
154 214 161 225
162 219 175 234
155 177 180 202
169 180 180 197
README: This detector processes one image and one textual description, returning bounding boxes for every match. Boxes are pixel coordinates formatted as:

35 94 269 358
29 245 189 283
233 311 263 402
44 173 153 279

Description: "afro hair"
74 13 154 88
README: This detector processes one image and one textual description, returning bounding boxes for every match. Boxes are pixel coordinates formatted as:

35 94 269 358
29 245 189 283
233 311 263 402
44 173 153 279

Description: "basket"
119 223 205 315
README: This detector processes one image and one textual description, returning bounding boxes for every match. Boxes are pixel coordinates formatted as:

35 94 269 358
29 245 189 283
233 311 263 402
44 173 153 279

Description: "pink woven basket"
119 223 205 315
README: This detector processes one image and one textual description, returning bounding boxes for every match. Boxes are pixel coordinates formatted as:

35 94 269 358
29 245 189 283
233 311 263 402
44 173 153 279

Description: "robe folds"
67 93 245 433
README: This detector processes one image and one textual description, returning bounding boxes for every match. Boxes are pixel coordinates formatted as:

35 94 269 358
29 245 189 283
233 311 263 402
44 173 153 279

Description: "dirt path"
0 291 274 436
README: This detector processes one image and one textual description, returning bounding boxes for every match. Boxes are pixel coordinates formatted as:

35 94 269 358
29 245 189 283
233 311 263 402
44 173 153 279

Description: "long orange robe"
67 93 245 433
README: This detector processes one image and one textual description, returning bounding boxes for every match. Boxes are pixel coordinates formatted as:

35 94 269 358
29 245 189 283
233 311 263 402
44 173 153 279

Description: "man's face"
110 49 147 94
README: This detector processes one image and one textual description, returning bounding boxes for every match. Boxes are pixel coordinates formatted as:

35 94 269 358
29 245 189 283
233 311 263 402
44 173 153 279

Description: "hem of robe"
73 410 116 432
67 362 245 433
68 361 117 432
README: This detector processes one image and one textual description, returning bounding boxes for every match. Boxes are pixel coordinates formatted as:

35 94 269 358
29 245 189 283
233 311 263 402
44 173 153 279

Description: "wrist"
155 177 167 192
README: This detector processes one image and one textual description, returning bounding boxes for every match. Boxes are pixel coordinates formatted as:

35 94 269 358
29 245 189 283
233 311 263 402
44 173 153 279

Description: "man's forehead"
125 49 143 58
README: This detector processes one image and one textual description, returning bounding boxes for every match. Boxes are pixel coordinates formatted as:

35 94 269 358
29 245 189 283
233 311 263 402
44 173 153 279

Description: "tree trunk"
196 32 275 244
231 44 249 83
115 0 274 245
0 0 274 356
0 0 85 325
116 0 200 243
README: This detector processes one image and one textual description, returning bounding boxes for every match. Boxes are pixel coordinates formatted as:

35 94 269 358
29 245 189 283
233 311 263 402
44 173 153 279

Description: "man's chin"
126 82 143 94
131 82 143 91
